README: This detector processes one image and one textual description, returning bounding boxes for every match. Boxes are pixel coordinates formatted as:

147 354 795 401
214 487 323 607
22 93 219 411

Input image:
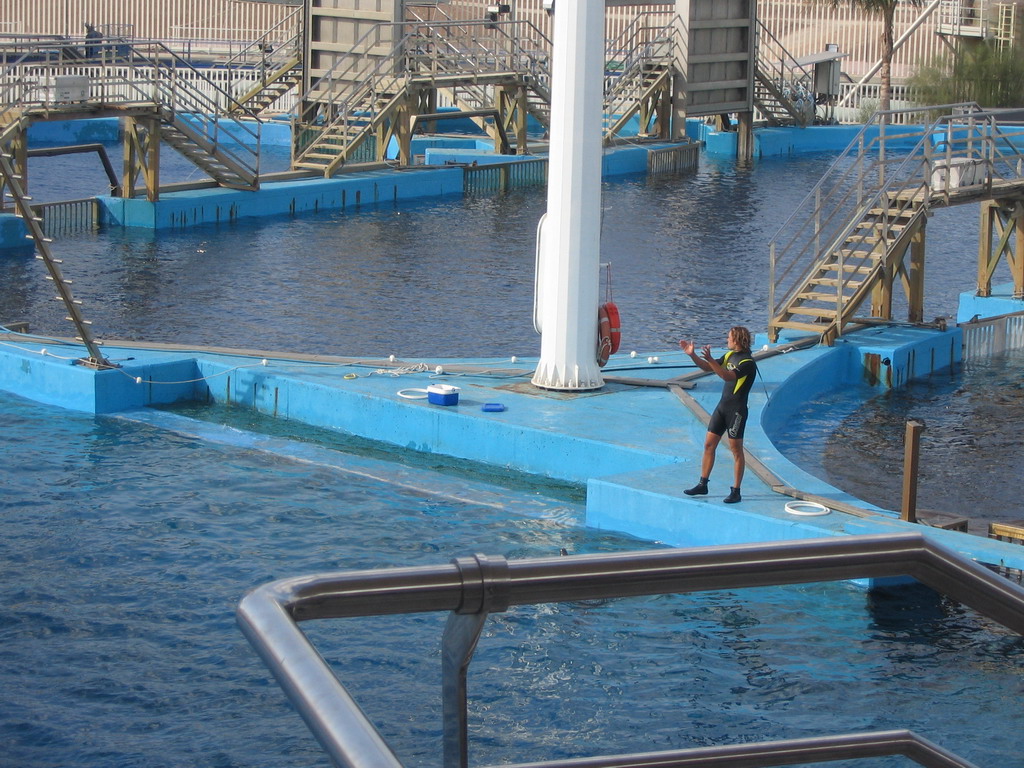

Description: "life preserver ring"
597 302 622 367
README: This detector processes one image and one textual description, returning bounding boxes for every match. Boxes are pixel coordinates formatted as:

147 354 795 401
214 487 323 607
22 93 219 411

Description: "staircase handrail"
768 103 1024 331
220 5 301 71
754 19 816 125
105 39 262 180
602 16 680 133
603 14 678 99
219 6 301 109
295 19 552 161
0 39 262 181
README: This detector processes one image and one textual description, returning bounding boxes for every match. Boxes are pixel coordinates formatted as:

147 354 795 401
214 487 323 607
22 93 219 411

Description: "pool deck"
4 319 1024 573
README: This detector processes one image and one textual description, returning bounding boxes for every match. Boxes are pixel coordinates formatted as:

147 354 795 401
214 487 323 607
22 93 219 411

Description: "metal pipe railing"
238 533 1024 768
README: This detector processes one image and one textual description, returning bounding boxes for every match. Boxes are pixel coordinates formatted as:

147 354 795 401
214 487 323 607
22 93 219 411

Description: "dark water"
2 391 1022 768
0 149 998 358
2 146 1024 766
774 349 1024 532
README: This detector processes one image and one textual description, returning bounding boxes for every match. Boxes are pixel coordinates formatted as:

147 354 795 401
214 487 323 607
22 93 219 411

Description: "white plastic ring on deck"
397 388 429 399
785 500 831 516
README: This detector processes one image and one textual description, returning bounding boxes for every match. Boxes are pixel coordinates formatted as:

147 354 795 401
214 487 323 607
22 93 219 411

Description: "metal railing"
0 39 262 182
961 310 1024 358
647 142 699 175
31 197 99 237
464 157 548 195
238 532 1024 768
294 19 552 167
768 103 1024 338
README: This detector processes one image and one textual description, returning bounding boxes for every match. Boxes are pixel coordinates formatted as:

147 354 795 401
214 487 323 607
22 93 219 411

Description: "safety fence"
647 141 699 175
0 62 298 116
960 310 1024 359
27 198 99 238
463 157 547 195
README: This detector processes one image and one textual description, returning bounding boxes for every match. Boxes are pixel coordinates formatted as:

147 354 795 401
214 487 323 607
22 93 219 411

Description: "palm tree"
812 0 924 114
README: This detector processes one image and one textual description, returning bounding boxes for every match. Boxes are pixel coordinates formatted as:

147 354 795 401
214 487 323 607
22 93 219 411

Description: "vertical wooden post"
901 419 925 523
1012 200 1024 299
736 112 754 163
978 200 994 297
907 224 926 323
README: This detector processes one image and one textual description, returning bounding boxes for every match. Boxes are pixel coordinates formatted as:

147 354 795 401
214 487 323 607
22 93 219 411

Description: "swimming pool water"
3 147 1024 765
772 349 1024 532
1 390 1022 768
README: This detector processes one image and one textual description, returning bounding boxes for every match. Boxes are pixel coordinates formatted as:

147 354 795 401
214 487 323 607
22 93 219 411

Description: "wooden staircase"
292 20 556 176
0 41 262 193
753 69 812 127
293 75 406 174
159 111 262 190
768 104 1024 344
752 21 815 127
0 150 109 367
228 54 302 116
604 59 674 141
772 197 927 339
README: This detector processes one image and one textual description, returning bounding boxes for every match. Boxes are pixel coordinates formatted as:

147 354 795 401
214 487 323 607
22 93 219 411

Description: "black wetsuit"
707 349 757 439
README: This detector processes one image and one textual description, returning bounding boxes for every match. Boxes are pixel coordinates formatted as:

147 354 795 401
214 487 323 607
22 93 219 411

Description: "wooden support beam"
901 419 925 524
906 224 926 323
122 116 160 202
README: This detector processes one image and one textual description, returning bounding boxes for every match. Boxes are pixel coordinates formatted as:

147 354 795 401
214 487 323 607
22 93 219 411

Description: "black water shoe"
684 482 708 496
723 488 741 504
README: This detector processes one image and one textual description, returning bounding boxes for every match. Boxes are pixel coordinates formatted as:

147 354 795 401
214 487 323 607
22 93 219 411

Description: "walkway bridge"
769 104 1024 344
0 38 263 200
293 12 812 175
1 12 813 187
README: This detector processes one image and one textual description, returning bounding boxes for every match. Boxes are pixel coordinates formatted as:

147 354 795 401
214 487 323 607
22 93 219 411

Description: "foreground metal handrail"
238 533 1024 768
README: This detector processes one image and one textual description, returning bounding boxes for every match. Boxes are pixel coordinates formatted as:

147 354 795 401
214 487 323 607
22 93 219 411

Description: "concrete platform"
3 321 1023 573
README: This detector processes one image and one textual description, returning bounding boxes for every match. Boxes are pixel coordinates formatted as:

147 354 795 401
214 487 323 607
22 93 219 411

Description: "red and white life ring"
597 302 621 367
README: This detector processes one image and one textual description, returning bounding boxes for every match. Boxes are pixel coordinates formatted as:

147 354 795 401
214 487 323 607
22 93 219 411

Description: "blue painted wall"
100 167 466 229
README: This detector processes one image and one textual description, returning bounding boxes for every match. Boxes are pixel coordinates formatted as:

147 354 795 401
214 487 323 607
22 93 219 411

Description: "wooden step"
771 319 832 332
797 290 856 303
866 206 918 219
788 306 839 318
304 151 344 160
806 276 865 289
817 259 875 274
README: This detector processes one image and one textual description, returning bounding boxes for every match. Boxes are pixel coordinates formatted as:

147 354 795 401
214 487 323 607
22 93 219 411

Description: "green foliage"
857 98 879 123
910 42 1024 109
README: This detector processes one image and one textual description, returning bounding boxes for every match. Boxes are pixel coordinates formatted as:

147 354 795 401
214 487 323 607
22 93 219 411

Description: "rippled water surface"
2 391 1022 768
773 349 1024 531
2 143 1024 766
1 148 995 358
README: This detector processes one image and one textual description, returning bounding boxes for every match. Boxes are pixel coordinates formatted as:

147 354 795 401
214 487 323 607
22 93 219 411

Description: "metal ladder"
0 150 108 367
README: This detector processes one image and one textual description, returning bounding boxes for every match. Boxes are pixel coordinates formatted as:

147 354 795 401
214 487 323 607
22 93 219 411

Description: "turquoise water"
3 146 1024 765
2 390 1022 768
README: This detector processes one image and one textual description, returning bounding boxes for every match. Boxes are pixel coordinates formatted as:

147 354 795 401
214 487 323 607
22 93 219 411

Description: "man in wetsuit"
679 326 757 504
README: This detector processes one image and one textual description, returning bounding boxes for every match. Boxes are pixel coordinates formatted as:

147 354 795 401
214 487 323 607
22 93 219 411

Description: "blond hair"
730 326 752 351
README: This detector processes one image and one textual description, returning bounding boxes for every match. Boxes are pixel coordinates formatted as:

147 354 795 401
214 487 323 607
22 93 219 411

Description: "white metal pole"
531 0 605 391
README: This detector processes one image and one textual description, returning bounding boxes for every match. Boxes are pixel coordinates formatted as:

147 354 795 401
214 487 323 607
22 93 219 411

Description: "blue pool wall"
2 119 872 249
4 304 1024 571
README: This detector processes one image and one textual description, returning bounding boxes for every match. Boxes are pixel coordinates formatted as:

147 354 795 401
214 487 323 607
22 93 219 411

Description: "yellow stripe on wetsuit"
723 350 753 395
